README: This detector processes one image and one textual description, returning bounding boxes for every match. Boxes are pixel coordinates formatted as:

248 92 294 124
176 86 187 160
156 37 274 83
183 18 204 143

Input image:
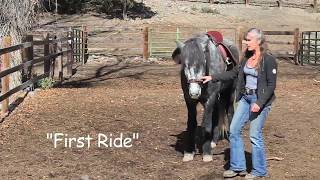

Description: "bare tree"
0 0 40 93
123 0 128 20
120 0 135 20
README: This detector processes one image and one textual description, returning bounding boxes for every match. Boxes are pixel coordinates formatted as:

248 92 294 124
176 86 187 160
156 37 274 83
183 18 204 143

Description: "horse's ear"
175 40 185 49
172 40 185 64
172 47 181 64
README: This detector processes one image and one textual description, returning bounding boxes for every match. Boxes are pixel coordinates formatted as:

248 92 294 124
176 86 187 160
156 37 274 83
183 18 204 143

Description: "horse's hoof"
203 155 213 162
182 153 194 162
211 141 217 148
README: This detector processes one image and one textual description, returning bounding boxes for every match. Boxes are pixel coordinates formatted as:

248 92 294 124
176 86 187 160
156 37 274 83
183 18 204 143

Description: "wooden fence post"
22 35 34 82
245 0 249 6
237 26 245 59
81 26 85 65
83 26 88 64
293 28 300 65
314 0 318 12
1 36 11 115
277 0 282 9
71 29 75 70
51 36 58 79
143 27 149 60
55 39 63 81
43 33 50 77
67 30 74 77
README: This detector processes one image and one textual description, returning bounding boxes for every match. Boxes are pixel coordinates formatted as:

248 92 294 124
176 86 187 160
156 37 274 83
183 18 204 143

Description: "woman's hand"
200 76 212 84
251 103 260 112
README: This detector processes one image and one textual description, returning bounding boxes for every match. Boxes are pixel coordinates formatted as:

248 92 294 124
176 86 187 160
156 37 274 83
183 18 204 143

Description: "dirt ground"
1 1 320 179
0 56 319 179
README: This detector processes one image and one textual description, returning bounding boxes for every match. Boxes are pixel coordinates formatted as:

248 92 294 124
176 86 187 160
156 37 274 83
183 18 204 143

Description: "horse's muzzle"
189 82 202 99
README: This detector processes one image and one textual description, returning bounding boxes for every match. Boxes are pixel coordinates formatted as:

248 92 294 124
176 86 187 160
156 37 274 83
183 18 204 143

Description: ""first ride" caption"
46 133 140 149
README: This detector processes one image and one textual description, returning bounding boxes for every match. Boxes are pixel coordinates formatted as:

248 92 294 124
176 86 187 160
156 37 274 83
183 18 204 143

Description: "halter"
187 79 205 89
188 79 203 84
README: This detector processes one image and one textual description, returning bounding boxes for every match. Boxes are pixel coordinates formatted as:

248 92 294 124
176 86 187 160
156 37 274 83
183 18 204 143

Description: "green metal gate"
148 26 237 57
299 31 320 65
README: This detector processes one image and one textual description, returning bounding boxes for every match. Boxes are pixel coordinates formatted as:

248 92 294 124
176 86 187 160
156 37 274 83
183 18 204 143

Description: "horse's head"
172 35 210 99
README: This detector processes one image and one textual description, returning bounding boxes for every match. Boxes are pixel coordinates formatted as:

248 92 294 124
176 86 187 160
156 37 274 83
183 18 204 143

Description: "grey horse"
172 33 239 162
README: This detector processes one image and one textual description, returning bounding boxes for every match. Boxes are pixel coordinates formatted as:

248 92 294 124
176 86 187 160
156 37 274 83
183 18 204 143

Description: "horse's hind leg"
183 100 198 162
202 130 213 162
212 100 226 147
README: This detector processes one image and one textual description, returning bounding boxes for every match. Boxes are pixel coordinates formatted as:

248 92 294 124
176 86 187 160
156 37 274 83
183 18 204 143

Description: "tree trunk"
123 0 127 20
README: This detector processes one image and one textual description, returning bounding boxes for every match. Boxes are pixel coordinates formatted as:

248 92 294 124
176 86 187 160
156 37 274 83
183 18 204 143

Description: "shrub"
191 5 198 11
38 77 55 89
201 7 220 14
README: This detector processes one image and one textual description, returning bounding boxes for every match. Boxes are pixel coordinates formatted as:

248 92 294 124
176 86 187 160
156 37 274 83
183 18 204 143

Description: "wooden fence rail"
176 0 319 10
0 32 76 116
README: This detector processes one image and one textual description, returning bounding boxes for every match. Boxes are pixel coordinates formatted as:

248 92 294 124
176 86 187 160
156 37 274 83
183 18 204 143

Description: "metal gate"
72 27 88 64
148 26 237 57
299 31 320 65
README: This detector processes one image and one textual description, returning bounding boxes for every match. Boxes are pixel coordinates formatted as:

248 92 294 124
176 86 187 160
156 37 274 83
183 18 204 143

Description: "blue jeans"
229 94 271 176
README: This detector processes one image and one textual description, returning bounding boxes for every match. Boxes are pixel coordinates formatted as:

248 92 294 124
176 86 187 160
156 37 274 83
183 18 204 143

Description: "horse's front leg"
183 98 198 162
201 90 219 162
202 89 219 133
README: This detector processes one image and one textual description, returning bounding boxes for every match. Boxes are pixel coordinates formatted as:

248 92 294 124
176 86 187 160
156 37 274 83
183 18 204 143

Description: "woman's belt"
244 88 257 95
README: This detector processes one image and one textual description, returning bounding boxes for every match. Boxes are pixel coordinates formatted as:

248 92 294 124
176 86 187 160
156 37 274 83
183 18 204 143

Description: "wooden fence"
87 26 143 57
144 26 300 63
237 28 300 64
0 31 77 115
176 0 319 10
82 25 301 63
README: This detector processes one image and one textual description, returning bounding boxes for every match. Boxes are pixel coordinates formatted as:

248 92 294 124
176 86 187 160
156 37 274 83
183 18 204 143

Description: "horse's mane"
181 34 210 70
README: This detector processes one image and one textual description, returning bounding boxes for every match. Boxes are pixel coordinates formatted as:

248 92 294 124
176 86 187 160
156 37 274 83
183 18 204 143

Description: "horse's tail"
217 89 235 140
211 101 229 144
218 115 230 139
221 87 236 139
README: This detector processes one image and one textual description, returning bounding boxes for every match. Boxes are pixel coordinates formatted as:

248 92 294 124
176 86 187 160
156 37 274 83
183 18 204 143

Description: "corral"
0 0 319 179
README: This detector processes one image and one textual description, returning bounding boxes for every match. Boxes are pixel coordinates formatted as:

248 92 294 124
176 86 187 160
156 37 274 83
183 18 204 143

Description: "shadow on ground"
58 61 155 88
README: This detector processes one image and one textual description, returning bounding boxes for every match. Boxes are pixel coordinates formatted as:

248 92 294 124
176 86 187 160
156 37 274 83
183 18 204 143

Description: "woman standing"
200 28 278 179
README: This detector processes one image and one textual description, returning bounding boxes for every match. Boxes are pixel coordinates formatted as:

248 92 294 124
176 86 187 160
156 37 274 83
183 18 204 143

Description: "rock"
28 91 36 97
80 175 90 180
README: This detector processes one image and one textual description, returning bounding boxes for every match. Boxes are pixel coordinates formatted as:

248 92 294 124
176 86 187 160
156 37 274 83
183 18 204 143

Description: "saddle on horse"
207 31 238 68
